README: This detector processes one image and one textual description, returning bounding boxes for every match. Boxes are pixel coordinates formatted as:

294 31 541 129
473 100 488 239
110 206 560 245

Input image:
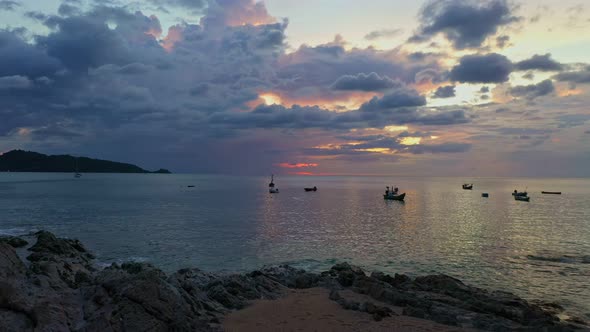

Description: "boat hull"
541 191 561 195
304 188 317 192
384 193 406 201
514 196 530 202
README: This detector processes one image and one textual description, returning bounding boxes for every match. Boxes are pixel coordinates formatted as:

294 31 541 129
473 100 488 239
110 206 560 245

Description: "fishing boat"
514 195 530 202
512 190 527 197
462 184 473 190
304 186 317 192
268 174 279 194
541 191 561 195
383 186 405 201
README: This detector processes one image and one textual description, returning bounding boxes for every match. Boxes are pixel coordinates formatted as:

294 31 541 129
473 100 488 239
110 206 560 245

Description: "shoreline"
1 231 588 331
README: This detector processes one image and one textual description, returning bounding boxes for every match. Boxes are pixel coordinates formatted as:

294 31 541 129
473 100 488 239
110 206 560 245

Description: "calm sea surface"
0 173 589 318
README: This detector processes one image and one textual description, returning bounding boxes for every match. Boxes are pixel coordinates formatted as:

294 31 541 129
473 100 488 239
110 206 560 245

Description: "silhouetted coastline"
0 150 171 174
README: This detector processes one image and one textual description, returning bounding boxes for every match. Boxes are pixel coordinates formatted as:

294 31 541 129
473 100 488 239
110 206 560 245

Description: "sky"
0 0 589 176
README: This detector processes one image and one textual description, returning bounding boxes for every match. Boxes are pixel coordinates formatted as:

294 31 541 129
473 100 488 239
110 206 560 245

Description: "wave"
527 254 590 265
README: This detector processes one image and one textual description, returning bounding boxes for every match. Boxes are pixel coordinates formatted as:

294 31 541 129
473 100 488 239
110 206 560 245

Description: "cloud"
0 0 20 11
148 0 206 10
209 87 469 130
410 0 520 49
496 35 510 48
201 0 276 30
359 88 427 111
450 53 513 83
514 54 564 72
331 72 403 92
509 79 555 99
432 85 455 98
277 162 318 168
554 66 590 84
364 29 403 41
0 75 32 89
0 30 63 78
307 134 471 157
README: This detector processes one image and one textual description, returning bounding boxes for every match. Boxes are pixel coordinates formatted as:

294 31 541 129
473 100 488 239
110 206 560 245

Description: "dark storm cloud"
449 53 513 83
410 0 520 49
514 54 564 72
432 85 455 98
331 72 403 92
554 66 590 84
360 88 427 111
276 39 445 99
0 0 20 11
364 29 403 41
0 30 63 78
509 79 555 99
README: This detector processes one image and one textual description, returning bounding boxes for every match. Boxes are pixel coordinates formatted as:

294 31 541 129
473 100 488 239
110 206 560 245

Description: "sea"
0 173 589 319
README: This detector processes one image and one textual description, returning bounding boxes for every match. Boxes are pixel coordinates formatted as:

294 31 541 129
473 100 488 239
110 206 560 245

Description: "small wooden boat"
383 186 405 201
384 192 406 201
304 186 317 192
462 184 473 190
187 185 195 188
512 190 527 197
514 195 530 202
482 193 489 198
541 191 561 195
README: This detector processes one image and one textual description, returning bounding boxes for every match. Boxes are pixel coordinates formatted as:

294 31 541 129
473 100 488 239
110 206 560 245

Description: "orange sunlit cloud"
251 90 381 111
161 25 184 52
277 163 319 169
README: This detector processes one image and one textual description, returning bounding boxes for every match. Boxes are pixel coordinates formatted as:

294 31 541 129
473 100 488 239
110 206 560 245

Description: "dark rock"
0 236 28 248
403 306 427 319
0 233 584 332
0 243 26 279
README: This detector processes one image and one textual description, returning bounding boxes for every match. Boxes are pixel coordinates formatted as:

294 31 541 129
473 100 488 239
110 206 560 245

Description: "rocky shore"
0 231 587 331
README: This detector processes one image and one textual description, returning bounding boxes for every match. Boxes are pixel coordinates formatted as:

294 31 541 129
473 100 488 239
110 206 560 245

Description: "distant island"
0 150 171 174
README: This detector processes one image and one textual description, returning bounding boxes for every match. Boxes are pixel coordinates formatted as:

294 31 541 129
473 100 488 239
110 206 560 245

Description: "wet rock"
0 236 28 248
0 232 584 332
0 243 26 279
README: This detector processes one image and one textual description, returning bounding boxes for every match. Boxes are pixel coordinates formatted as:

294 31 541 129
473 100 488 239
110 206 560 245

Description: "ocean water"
0 173 589 319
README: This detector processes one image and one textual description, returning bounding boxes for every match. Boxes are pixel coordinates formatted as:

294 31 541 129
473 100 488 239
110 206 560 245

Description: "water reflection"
0 173 588 319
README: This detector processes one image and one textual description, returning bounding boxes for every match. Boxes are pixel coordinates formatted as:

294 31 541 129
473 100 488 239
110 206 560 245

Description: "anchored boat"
541 191 561 195
512 190 528 197
304 186 317 192
268 174 279 193
515 195 530 202
462 184 473 190
384 186 406 201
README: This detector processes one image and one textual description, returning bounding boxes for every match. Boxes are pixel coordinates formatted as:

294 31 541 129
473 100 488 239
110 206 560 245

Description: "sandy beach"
224 288 472 332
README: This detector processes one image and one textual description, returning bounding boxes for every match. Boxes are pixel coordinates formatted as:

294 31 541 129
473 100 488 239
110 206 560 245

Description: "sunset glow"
0 0 587 177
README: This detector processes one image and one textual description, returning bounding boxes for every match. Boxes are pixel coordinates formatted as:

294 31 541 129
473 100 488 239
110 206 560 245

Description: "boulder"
0 236 28 248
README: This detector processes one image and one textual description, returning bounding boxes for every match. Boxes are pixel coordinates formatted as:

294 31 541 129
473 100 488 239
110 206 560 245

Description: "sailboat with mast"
74 157 81 178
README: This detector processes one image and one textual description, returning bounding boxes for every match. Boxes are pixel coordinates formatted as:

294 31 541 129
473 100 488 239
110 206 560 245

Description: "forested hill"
0 150 171 174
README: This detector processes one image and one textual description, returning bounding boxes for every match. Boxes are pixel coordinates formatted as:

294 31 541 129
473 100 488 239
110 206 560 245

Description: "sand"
223 288 474 332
